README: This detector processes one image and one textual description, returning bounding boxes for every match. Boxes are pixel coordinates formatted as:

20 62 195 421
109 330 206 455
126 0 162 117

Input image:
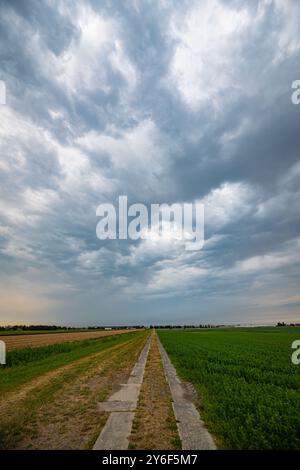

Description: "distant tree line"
1 323 298 332
150 324 220 329
87 325 144 330
0 325 77 331
0 325 144 331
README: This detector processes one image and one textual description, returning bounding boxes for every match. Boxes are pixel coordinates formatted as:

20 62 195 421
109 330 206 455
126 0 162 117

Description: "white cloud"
232 237 300 274
54 141 114 194
1 239 36 261
0 105 114 198
0 107 42 174
272 0 300 63
23 188 60 213
166 0 300 110
202 182 256 230
0 201 39 227
41 4 137 96
76 119 171 195
1 2 137 100
167 0 251 110
77 247 117 275
255 190 299 221
147 264 207 294
122 263 207 298
117 233 187 267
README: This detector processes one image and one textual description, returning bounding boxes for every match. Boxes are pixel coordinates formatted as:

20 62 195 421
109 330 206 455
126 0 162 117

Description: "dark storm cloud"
0 0 299 324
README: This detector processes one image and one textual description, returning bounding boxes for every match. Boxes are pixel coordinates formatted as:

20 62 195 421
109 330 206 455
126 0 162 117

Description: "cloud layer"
0 0 300 325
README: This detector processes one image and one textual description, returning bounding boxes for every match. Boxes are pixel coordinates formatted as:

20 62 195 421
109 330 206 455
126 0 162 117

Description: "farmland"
0 330 149 449
0 329 83 336
158 327 300 450
1 326 299 450
0 329 135 352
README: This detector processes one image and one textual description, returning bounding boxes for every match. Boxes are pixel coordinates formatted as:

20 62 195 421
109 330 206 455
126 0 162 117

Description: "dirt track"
0 329 136 351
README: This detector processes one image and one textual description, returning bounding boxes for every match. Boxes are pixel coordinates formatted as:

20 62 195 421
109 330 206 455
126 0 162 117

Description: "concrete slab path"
93 336 151 450
157 336 216 450
93 333 216 450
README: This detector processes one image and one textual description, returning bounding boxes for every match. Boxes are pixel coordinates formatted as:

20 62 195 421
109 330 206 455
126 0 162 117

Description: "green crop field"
158 328 300 449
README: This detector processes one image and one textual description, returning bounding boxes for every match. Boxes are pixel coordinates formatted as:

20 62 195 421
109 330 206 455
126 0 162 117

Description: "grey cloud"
0 0 299 325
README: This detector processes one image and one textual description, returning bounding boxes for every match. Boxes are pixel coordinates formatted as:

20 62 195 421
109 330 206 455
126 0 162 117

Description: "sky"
0 0 300 326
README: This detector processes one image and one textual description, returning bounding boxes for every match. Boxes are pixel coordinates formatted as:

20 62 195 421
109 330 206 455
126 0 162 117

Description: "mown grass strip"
0 332 139 395
129 333 181 450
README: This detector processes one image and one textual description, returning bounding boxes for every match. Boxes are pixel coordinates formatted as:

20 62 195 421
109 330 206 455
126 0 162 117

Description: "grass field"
158 327 300 450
